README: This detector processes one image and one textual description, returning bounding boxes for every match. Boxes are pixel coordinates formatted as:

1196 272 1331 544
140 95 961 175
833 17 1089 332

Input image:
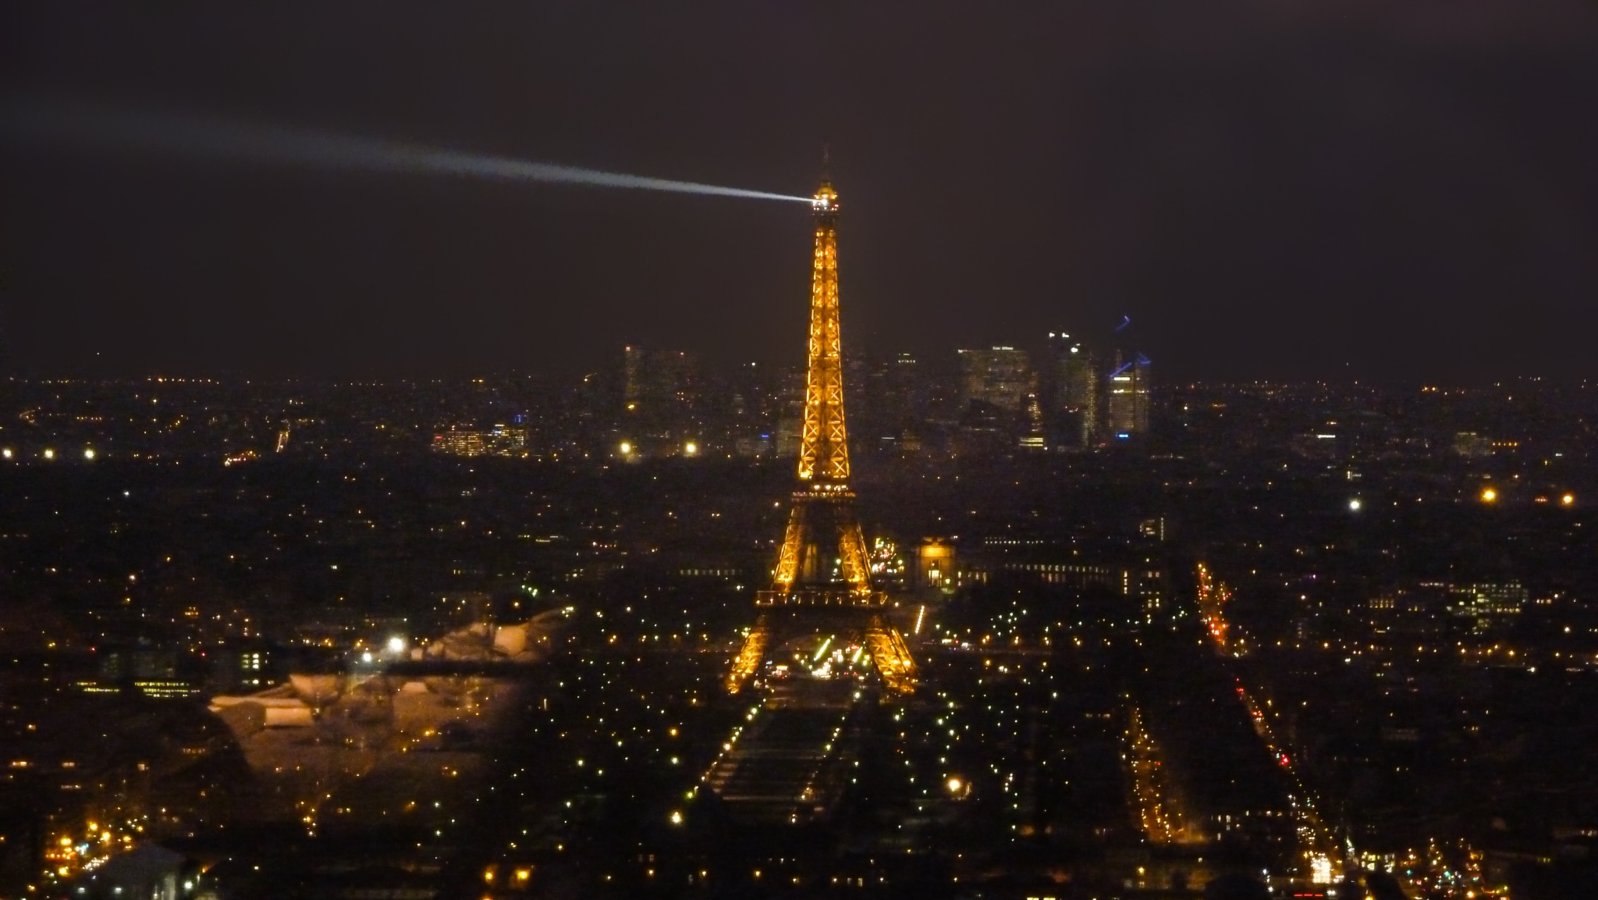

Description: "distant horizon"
3 359 1591 392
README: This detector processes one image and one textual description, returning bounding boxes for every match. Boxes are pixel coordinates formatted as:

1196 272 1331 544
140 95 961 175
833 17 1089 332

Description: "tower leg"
838 519 871 593
774 505 807 588
727 617 770 694
865 615 918 696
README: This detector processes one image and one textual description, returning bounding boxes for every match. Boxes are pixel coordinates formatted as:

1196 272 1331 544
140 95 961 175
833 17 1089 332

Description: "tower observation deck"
726 175 918 696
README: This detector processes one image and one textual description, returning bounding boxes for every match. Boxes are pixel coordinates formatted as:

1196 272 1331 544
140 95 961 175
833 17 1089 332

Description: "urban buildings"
1106 350 1152 439
1044 331 1099 448
956 346 1034 413
4 369 1598 898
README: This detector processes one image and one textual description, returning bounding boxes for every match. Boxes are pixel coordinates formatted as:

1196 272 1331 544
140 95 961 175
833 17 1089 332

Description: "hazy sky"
4 2 1598 382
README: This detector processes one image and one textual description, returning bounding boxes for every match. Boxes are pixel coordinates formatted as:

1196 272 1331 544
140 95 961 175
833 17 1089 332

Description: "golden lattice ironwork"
797 181 848 484
865 615 917 696
727 174 917 696
725 620 770 693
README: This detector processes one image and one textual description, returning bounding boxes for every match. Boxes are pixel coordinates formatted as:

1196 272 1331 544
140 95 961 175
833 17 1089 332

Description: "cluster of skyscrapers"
958 332 1151 450
595 332 1152 465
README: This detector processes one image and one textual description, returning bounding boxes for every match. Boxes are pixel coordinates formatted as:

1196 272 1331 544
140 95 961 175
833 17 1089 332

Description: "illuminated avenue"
6 196 1598 898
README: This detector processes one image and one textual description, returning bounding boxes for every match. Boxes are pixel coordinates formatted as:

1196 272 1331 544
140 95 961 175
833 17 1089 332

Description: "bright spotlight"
1347 498 1362 512
386 636 406 654
3 98 814 205
83 448 97 461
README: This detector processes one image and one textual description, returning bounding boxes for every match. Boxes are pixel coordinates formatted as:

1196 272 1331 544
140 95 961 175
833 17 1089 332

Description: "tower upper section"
811 180 838 217
797 177 849 484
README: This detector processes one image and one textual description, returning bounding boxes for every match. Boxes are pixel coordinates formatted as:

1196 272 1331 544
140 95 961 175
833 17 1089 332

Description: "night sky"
4 2 1598 383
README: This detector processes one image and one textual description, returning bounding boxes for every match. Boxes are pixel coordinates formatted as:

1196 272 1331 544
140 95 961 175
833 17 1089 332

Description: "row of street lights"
1 446 97 461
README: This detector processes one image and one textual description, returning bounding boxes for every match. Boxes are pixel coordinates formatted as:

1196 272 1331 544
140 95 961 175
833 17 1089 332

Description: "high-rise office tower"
620 345 700 453
1044 332 1098 448
956 346 1034 413
1105 350 1151 438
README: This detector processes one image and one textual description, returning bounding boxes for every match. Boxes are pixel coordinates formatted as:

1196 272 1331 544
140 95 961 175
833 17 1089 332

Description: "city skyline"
5 4 1598 383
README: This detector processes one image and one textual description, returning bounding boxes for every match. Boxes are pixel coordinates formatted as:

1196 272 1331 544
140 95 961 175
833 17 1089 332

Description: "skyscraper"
620 345 700 454
956 346 1034 413
1105 350 1151 438
1044 332 1098 448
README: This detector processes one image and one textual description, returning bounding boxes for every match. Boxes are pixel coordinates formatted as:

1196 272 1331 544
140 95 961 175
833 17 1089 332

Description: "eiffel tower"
726 172 918 696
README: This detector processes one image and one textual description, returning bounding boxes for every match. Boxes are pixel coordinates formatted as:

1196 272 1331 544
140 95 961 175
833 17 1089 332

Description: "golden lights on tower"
796 178 847 485
726 171 917 696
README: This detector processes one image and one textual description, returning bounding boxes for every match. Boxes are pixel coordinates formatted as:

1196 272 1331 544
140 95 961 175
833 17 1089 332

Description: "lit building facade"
1106 351 1151 438
619 345 701 456
1044 332 1098 448
957 346 1034 413
431 420 529 458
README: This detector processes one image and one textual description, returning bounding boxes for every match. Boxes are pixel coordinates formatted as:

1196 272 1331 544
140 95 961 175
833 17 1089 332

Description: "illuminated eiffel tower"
726 172 918 696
